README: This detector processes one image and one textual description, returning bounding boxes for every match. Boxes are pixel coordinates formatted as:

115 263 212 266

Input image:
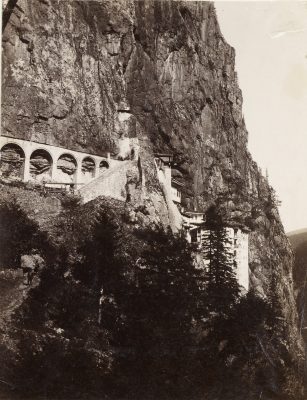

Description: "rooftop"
171 178 185 187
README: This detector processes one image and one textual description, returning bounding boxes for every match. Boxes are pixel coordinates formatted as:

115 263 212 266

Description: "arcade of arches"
0 136 111 187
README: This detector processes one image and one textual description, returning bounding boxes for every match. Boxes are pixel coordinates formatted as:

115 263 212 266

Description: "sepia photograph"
0 0 307 399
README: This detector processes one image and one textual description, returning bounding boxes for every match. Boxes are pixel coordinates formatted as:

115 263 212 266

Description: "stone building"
0 135 249 289
155 152 249 291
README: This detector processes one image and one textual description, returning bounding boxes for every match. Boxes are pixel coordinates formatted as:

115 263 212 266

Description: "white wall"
79 160 130 203
188 226 249 291
171 186 181 203
224 228 249 291
155 160 182 232
234 230 249 291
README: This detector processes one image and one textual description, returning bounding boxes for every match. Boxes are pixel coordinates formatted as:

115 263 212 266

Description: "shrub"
0 199 50 268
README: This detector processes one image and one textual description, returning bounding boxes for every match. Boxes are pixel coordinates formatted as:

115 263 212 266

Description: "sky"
215 1 307 233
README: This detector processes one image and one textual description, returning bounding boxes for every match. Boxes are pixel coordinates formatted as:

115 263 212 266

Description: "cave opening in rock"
0 143 25 180
99 160 109 174
30 149 53 182
57 153 77 183
82 157 95 183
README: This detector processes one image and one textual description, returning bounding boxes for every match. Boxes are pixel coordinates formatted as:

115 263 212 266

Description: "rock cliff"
2 0 303 382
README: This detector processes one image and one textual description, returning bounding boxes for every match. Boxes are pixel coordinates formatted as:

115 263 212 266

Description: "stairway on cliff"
79 160 133 204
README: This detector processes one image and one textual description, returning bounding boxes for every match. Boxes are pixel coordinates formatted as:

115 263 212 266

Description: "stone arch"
0 143 25 180
30 148 53 182
56 153 77 183
82 156 95 183
99 160 109 174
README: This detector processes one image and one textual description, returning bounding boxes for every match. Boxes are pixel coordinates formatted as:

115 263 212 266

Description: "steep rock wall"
2 0 302 363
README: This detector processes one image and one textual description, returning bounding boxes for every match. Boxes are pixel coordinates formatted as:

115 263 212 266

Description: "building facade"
155 152 249 291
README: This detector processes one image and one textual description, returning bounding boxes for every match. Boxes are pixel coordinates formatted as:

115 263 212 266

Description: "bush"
0 199 51 268
4 201 303 400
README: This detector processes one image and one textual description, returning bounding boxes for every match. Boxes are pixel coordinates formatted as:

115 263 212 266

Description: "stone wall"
79 160 133 204
228 227 249 291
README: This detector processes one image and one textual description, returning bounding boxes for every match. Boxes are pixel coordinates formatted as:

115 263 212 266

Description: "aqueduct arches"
0 136 114 185
82 157 95 183
57 153 77 183
99 160 109 173
0 143 25 180
30 149 53 181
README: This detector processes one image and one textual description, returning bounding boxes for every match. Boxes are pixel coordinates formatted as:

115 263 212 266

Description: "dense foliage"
0 199 51 268
201 206 240 314
1 200 304 400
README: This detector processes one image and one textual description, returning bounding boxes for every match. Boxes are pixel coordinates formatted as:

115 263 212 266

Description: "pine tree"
114 228 207 400
201 206 240 314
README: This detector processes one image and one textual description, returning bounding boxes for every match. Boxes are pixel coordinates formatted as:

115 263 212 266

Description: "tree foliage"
111 229 207 399
0 199 51 268
3 201 303 400
201 206 240 314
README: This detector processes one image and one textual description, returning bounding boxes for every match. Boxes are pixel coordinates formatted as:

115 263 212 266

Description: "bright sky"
215 1 307 233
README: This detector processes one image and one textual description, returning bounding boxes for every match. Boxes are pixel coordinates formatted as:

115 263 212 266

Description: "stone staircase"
79 160 132 203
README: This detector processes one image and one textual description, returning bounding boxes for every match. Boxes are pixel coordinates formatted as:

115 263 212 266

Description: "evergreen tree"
201 206 240 314
113 228 207 400
4 198 304 400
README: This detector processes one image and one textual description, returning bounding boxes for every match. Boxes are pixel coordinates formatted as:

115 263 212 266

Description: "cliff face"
2 0 302 368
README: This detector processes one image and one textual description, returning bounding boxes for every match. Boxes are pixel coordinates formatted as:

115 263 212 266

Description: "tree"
73 205 121 291
60 192 82 232
10 259 113 400
111 228 207 400
197 290 271 399
4 197 304 400
201 206 240 314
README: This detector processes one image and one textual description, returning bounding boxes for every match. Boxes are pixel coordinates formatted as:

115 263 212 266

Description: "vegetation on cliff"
0 198 52 268
201 205 240 314
0 196 303 400
1 0 304 397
